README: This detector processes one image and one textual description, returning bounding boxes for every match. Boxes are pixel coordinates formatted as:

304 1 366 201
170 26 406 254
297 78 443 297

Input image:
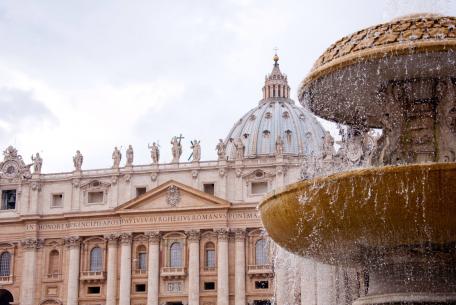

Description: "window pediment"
80 179 111 190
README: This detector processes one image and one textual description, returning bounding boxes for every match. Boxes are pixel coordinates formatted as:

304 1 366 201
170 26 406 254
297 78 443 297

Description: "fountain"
260 14 456 305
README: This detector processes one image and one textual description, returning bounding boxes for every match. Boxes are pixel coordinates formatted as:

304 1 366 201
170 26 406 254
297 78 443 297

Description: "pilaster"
216 228 229 305
65 236 81 305
146 231 161 305
119 233 132 305
187 230 200 305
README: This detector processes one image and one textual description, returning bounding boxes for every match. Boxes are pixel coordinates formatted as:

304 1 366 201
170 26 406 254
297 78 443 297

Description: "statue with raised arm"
191 140 201 162
73 150 83 171
31 152 43 174
171 135 183 163
148 142 160 164
112 146 122 169
126 145 134 166
215 139 226 160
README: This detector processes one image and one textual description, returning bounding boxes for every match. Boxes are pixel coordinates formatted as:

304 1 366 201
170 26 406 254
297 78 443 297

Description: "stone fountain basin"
259 162 456 266
298 15 456 128
299 50 456 128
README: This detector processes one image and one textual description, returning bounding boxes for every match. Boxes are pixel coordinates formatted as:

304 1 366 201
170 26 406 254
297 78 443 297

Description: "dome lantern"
262 52 291 99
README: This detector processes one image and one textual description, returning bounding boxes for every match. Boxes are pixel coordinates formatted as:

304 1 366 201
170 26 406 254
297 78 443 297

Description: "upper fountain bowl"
298 15 456 128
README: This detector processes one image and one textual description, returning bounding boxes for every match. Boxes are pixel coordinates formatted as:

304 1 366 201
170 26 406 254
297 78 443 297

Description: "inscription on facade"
25 210 259 232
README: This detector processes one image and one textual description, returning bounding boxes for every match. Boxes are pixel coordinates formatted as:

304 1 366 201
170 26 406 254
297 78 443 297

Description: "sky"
0 0 455 172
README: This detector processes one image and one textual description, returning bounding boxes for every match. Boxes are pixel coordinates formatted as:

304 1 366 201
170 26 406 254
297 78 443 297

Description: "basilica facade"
0 57 326 305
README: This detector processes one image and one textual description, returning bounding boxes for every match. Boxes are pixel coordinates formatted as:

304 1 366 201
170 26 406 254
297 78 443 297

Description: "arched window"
204 242 215 268
255 239 268 265
137 245 147 271
0 252 10 276
169 242 182 268
48 250 60 275
90 247 102 272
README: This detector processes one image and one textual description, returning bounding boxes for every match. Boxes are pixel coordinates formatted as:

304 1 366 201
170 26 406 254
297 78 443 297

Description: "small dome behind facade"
225 56 325 160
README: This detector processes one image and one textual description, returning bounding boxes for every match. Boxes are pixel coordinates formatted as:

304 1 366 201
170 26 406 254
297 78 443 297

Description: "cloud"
0 87 57 140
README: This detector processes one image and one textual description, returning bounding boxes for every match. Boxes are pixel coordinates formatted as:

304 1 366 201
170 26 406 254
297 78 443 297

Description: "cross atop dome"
262 50 290 99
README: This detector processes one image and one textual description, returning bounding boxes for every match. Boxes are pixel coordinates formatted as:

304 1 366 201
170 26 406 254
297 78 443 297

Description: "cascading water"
261 11 456 305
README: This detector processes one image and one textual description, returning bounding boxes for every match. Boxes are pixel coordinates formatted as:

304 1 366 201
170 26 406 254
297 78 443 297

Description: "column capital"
233 228 246 241
145 231 161 244
104 234 119 245
215 228 229 241
119 232 132 244
64 236 81 248
186 229 200 242
21 238 43 250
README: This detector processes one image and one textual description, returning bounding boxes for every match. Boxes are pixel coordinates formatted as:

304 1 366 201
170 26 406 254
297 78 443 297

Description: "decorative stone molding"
235 168 243 178
21 238 43 249
104 234 119 246
119 233 132 244
191 169 199 179
0 145 32 180
72 178 80 188
218 167 226 177
186 230 200 242
242 169 275 180
145 231 161 244
124 173 131 183
275 165 286 176
133 234 149 243
215 228 229 241
64 236 81 248
166 185 181 207
31 181 41 191
39 298 63 305
234 228 246 241
150 172 158 182
111 175 118 185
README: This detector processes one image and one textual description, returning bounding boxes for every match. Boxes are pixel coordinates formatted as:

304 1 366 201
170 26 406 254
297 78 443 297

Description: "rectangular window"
136 187 147 197
87 286 101 294
255 281 269 289
203 183 215 195
204 282 215 290
135 283 146 292
87 191 104 204
251 182 268 195
1 190 16 210
51 193 63 207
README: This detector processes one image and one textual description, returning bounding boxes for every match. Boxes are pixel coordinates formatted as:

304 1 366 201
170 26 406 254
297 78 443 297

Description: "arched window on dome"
90 247 102 272
255 239 268 266
48 249 60 275
204 242 216 269
285 130 293 143
169 242 182 268
0 252 10 276
263 130 271 139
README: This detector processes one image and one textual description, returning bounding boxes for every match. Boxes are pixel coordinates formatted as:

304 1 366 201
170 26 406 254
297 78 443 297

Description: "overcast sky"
0 0 455 172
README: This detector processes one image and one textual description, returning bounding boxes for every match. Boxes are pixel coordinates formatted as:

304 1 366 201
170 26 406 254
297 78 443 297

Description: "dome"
225 56 325 159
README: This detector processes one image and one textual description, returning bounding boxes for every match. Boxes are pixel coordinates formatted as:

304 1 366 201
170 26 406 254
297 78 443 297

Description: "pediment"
116 180 231 212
